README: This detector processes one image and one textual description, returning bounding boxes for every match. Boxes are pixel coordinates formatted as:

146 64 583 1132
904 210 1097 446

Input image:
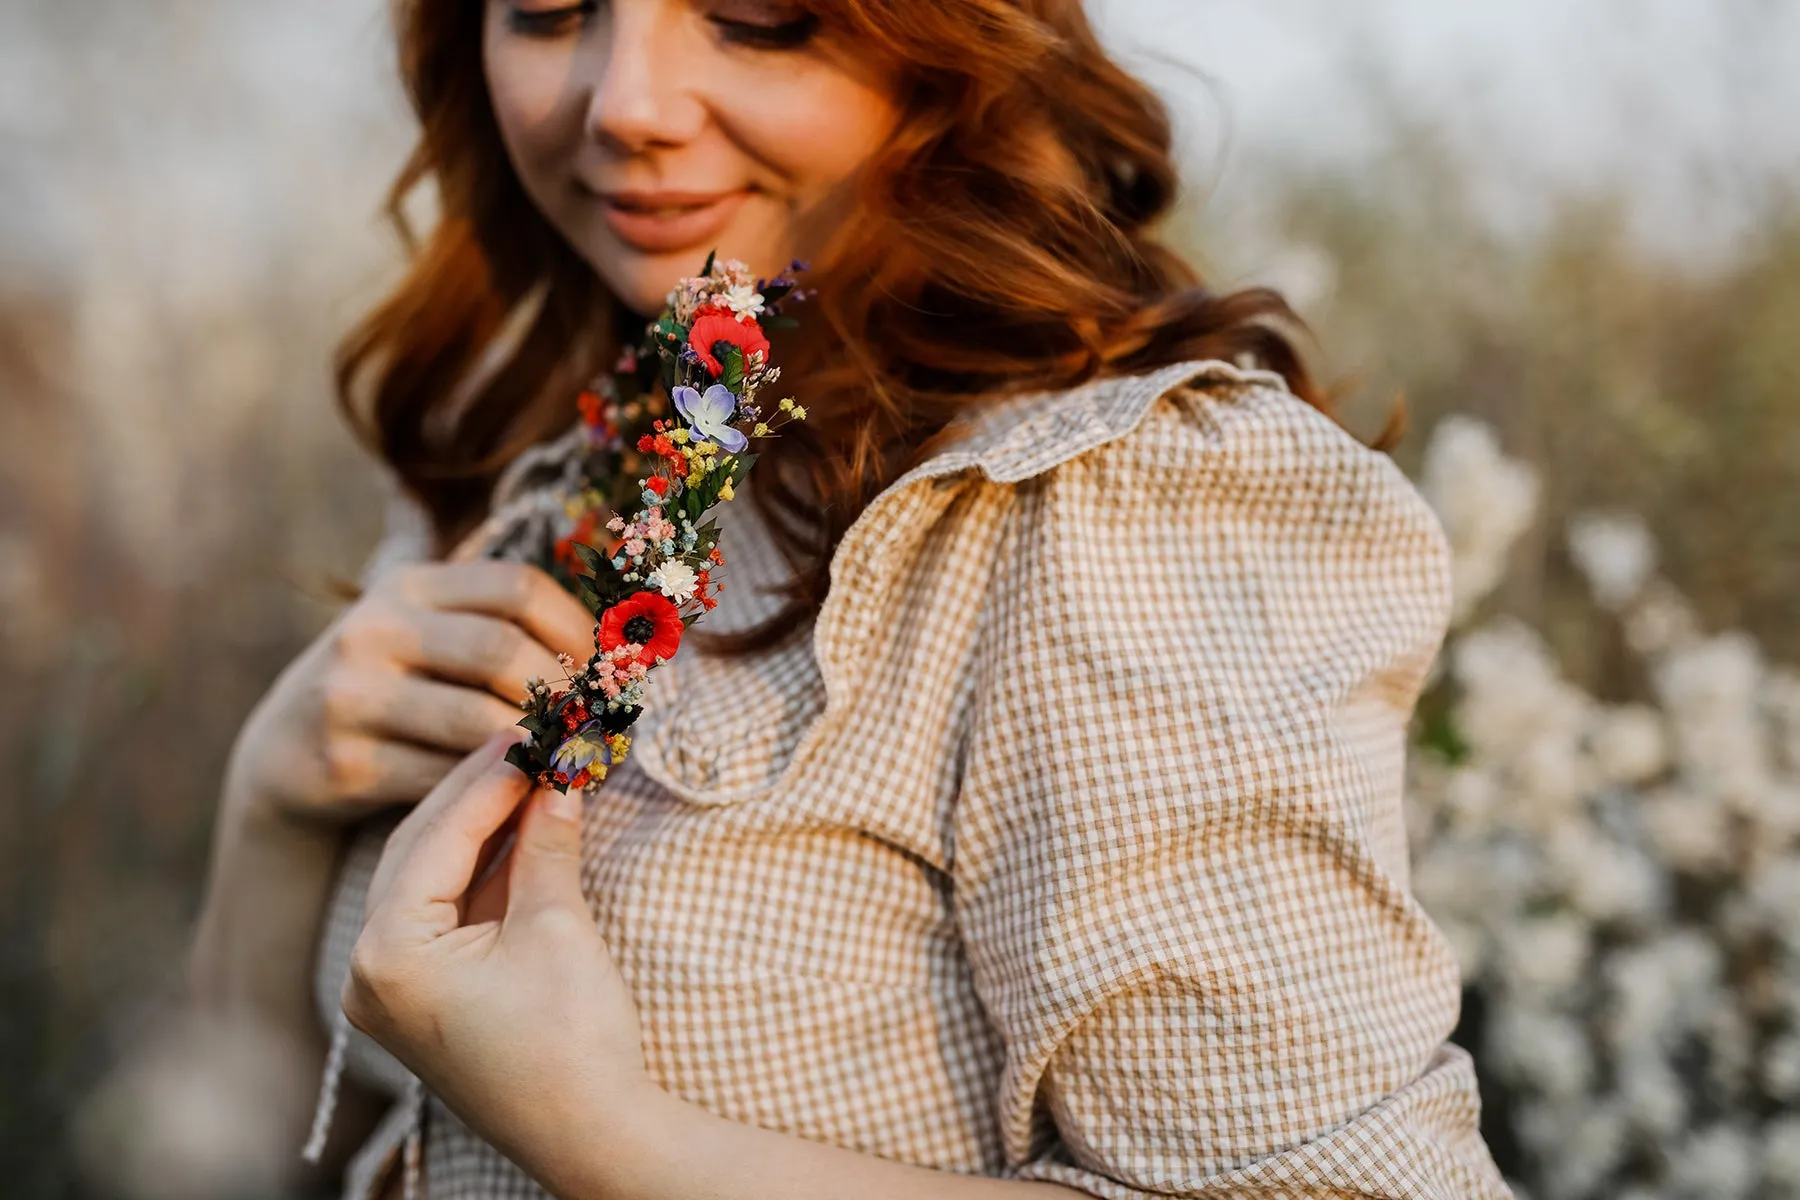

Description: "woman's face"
484 0 900 315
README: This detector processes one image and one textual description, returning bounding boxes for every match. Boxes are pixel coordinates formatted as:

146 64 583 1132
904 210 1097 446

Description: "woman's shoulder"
958 357 1456 716
930 358 1450 576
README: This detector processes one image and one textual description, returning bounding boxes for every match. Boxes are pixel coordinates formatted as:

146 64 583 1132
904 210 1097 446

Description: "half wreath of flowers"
505 253 809 792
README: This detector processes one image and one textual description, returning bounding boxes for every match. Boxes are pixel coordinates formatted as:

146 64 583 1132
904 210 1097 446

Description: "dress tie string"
302 1009 429 1198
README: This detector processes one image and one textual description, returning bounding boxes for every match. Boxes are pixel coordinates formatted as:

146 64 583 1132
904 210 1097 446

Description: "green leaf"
683 482 711 522
574 575 602 615
761 281 795 305
591 573 631 611
504 742 547 781
653 314 685 340
1416 703 1472 766
572 542 608 576
762 315 800 332
701 249 717 279
721 345 746 393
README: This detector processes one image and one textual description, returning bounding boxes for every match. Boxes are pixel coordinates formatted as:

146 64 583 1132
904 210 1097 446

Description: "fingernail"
544 788 581 822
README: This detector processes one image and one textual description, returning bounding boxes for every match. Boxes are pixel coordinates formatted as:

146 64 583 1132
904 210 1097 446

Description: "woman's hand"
339 739 1089 1200
224 561 598 825
342 736 653 1180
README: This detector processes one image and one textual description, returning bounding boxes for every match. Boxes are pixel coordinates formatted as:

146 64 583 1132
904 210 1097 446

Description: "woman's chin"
587 239 793 319
600 271 679 321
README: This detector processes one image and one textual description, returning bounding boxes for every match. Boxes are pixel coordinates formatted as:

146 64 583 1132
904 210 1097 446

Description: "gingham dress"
312 359 1511 1199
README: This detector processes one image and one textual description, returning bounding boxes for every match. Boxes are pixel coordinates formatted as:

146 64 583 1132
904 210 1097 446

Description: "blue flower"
671 383 748 454
552 721 615 776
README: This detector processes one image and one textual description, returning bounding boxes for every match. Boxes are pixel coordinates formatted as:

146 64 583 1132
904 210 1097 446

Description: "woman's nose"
585 0 706 154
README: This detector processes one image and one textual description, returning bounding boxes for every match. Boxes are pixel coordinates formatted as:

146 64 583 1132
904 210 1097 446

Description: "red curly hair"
339 0 1341 648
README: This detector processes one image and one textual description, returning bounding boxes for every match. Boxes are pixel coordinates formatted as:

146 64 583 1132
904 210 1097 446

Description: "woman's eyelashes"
707 3 819 50
503 0 817 50
506 1 599 38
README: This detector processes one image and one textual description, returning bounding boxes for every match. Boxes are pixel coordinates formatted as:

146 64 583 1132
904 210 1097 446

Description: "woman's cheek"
717 86 896 264
485 39 587 195
726 71 899 197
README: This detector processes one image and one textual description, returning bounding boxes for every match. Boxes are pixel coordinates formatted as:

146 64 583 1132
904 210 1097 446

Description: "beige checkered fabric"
313 359 1509 1199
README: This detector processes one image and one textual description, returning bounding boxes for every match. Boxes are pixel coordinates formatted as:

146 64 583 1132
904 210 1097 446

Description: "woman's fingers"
369 607 566 702
394 561 599 665
364 734 520 918
503 790 589 925
375 752 535 942
324 664 524 753
318 734 462 811
463 828 517 927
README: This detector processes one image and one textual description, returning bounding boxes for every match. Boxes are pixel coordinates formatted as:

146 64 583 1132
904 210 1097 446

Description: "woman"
191 1 1510 1197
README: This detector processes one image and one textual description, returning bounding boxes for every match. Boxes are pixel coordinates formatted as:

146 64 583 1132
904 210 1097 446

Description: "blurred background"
3 2 1797 1197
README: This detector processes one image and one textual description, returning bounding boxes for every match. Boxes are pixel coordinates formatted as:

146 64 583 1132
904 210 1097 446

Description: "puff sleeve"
951 381 1510 1198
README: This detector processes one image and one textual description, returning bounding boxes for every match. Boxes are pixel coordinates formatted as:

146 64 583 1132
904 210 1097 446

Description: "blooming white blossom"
1440 765 1504 835
1550 827 1665 924
1656 630 1763 714
1404 438 1800 1199
1764 667 1800 773
1525 1102 1628 1199
1745 860 1800 955
1764 1116 1800 1190
1620 577 1702 657
1617 1055 1689 1137
1419 417 1541 624
1498 915 1591 999
1586 704 1667 786
1655 632 1773 806
1567 510 1656 610
1670 1124 1758 1200
1639 784 1732 874
720 282 766 320
1488 1005 1594 1100
1764 1036 1800 1102
646 560 698 603
1451 618 1594 812
1745 782 1800 839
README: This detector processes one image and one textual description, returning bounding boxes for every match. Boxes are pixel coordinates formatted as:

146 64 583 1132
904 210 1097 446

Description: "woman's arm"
556 1090 1086 1200
341 742 1086 1200
186 733 392 1178
947 383 1509 1198
183 560 603 1179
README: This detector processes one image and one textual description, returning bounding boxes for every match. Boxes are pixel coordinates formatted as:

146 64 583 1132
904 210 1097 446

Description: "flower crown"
505 252 808 791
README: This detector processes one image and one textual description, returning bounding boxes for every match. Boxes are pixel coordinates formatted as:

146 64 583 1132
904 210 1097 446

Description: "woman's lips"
596 189 751 254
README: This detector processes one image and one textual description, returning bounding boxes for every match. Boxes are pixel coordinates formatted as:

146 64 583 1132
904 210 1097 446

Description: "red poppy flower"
688 306 770 377
597 591 683 666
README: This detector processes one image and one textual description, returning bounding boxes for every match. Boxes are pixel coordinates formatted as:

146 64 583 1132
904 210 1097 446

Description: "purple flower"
671 383 748 454
551 721 614 776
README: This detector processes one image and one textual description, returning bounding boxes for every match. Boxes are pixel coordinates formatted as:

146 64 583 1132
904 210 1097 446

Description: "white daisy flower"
721 283 766 320
646 560 699 603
